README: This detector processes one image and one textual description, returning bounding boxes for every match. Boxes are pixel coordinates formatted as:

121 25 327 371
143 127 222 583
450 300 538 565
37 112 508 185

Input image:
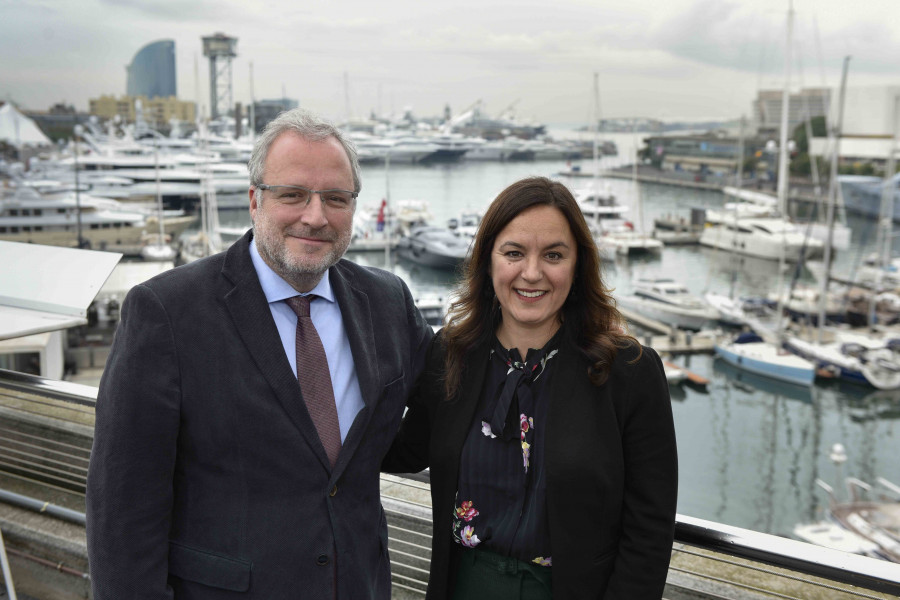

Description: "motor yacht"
785 331 900 390
600 220 663 257
464 138 534 161
396 225 470 271
617 278 720 330
0 187 195 252
699 216 825 262
573 185 626 222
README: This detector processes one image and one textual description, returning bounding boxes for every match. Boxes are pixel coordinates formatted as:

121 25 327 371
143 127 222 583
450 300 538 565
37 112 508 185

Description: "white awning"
0 241 121 340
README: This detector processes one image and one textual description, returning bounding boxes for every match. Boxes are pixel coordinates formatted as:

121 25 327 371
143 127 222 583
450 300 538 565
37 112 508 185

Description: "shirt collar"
249 235 336 304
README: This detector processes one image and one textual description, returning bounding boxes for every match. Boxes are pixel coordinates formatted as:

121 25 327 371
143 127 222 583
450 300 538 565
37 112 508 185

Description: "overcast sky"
3 0 899 125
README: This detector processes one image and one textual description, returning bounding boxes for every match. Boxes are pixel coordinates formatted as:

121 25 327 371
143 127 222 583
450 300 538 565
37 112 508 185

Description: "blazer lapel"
328 262 381 475
221 232 332 472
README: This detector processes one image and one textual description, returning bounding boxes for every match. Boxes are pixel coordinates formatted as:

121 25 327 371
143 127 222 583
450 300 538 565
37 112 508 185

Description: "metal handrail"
3 368 900 596
0 368 97 407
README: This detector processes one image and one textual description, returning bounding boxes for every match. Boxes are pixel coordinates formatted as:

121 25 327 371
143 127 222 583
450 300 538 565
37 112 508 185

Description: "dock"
348 239 397 252
652 229 701 245
619 307 719 354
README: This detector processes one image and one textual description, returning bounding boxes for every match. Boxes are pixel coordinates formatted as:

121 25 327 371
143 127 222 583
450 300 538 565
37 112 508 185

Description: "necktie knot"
286 295 314 318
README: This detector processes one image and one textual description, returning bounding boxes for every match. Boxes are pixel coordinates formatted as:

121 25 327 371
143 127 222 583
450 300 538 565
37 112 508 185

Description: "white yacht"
707 187 851 250
396 225 470 271
0 187 195 251
447 211 482 241
600 220 663 257
617 278 720 330
574 185 628 222
519 138 569 160
350 133 440 164
785 331 900 390
699 216 825 262
464 138 534 161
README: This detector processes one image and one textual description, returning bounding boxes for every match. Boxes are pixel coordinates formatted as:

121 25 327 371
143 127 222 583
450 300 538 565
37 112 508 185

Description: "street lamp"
73 124 86 249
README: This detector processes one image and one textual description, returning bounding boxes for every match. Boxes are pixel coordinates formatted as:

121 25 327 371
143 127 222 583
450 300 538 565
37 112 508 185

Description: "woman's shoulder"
610 340 664 379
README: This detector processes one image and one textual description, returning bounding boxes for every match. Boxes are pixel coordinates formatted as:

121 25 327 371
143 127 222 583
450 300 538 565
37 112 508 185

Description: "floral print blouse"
451 327 563 567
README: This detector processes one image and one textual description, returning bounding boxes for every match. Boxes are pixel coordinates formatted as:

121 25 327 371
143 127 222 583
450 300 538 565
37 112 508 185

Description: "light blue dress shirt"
250 239 364 443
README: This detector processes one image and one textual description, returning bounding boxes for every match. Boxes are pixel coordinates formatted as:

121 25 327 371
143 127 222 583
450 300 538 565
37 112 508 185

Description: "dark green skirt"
452 547 552 600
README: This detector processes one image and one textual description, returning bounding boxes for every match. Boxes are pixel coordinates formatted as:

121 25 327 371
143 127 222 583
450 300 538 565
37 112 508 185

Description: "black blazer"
87 231 433 599
384 329 678 599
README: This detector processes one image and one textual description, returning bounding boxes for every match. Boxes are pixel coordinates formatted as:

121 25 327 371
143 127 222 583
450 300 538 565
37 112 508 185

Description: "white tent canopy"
0 241 121 340
0 103 52 148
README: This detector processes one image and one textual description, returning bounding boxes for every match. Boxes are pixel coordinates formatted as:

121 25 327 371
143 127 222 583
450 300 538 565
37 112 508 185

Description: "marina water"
212 131 900 540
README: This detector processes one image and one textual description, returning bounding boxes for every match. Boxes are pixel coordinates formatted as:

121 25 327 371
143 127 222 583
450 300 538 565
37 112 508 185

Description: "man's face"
249 133 355 291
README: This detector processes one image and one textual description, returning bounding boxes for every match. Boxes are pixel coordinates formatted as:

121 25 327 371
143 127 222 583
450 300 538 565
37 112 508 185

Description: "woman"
384 176 677 599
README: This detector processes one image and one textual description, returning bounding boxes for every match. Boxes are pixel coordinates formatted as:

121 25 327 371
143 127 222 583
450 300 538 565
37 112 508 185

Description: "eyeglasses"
255 184 357 211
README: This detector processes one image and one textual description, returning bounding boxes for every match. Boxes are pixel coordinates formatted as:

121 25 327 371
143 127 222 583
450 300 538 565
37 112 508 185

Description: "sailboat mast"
735 115 746 188
817 56 850 340
879 96 899 268
869 94 900 325
249 62 256 144
591 72 600 184
773 1 794 333
384 152 392 269
155 140 165 244
776 2 793 215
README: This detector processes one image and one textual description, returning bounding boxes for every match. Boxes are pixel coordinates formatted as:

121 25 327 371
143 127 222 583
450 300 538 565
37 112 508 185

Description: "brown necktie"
285 295 342 468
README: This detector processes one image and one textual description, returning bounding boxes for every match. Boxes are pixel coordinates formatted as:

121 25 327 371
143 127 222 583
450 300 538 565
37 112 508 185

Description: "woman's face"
490 204 577 337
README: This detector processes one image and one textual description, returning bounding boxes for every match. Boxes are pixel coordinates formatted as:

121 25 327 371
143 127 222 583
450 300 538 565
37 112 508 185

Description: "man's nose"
300 193 329 228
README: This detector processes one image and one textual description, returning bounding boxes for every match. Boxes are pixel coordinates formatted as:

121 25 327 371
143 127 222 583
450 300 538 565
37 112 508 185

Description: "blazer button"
330 485 338 497
316 554 329 566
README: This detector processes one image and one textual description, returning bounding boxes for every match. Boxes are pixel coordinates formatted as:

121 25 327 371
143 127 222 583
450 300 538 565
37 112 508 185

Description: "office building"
126 40 176 99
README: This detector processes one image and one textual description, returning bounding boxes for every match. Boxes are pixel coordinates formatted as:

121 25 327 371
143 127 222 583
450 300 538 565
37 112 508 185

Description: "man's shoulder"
332 258 407 292
137 252 227 297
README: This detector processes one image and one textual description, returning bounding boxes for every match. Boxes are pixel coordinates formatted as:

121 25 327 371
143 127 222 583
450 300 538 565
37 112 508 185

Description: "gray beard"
253 223 351 292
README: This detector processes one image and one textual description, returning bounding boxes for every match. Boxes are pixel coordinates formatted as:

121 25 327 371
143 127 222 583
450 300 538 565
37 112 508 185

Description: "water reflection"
713 359 813 404
666 352 900 537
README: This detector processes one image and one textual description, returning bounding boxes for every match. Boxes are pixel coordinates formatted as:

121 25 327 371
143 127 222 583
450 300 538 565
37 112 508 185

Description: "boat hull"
0 214 196 251
715 341 815 387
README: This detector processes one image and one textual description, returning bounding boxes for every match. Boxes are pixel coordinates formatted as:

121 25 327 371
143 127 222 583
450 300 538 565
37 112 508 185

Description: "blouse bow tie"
487 342 557 441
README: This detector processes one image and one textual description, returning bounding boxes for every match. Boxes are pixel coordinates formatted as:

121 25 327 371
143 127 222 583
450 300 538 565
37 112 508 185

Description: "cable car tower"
202 33 238 120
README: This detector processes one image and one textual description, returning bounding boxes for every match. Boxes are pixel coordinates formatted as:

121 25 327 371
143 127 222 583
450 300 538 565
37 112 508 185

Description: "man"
87 108 433 599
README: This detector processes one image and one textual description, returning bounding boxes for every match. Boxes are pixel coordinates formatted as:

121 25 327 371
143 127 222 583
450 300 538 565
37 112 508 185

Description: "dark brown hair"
443 176 638 399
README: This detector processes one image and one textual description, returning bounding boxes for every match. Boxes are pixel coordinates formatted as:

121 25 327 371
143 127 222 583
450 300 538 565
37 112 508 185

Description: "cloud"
651 0 900 79
98 0 238 21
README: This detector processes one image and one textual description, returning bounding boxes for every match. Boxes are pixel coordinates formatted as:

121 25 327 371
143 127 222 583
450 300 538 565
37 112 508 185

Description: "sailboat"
140 135 178 262
180 120 226 263
714 1 816 387
583 73 661 258
782 58 900 390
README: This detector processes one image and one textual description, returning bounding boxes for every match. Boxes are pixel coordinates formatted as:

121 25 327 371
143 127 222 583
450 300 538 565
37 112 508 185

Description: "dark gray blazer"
87 231 433 599
384 329 678 599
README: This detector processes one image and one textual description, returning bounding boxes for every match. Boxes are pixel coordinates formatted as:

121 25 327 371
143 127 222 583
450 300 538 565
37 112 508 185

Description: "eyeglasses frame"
254 183 358 210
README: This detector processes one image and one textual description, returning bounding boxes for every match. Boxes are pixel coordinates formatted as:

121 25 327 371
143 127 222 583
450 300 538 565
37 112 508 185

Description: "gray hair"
247 108 361 193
